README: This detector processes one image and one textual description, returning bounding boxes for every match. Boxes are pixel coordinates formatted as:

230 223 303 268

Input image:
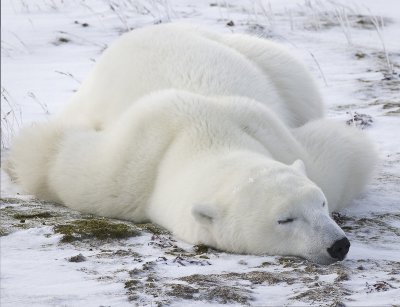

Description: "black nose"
327 237 350 261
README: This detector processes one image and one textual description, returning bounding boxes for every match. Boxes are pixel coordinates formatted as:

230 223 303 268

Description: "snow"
1 0 399 306
1 228 129 307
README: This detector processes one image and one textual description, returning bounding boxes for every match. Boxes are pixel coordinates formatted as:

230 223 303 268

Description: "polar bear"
5 24 377 264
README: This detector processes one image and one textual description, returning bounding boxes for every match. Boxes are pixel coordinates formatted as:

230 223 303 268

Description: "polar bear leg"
293 119 378 212
213 33 324 127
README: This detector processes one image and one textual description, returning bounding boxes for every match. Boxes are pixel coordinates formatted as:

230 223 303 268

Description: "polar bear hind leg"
293 119 378 212
216 34 324 127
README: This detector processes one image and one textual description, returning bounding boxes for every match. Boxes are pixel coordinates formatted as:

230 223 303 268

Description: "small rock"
355 51 366 59
226 20 235 27
58 37 70 43
68 253 86 262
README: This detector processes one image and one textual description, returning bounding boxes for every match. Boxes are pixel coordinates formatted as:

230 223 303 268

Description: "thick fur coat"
5 24 377 263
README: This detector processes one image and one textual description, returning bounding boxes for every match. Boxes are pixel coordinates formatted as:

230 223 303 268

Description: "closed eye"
278 218 295 224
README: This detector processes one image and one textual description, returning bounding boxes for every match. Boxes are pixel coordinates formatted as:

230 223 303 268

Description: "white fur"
5 24 377 264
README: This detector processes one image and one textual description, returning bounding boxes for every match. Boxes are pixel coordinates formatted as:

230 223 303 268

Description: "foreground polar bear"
6 24 377 264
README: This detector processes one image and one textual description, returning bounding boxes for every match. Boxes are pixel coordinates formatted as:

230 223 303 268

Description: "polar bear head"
190 155 349 264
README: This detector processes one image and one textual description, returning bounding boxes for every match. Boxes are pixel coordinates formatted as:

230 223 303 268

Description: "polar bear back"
60 24 322 129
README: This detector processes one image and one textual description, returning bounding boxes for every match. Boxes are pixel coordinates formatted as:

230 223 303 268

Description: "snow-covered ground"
1 0 399 306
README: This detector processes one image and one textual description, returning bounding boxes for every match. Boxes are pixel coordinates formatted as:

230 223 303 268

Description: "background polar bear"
6 24 377 264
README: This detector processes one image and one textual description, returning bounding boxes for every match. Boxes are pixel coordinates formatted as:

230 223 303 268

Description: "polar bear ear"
291 159 307 175
192 204 219 226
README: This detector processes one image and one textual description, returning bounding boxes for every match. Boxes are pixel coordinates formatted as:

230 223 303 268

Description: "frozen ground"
1 0 400 306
